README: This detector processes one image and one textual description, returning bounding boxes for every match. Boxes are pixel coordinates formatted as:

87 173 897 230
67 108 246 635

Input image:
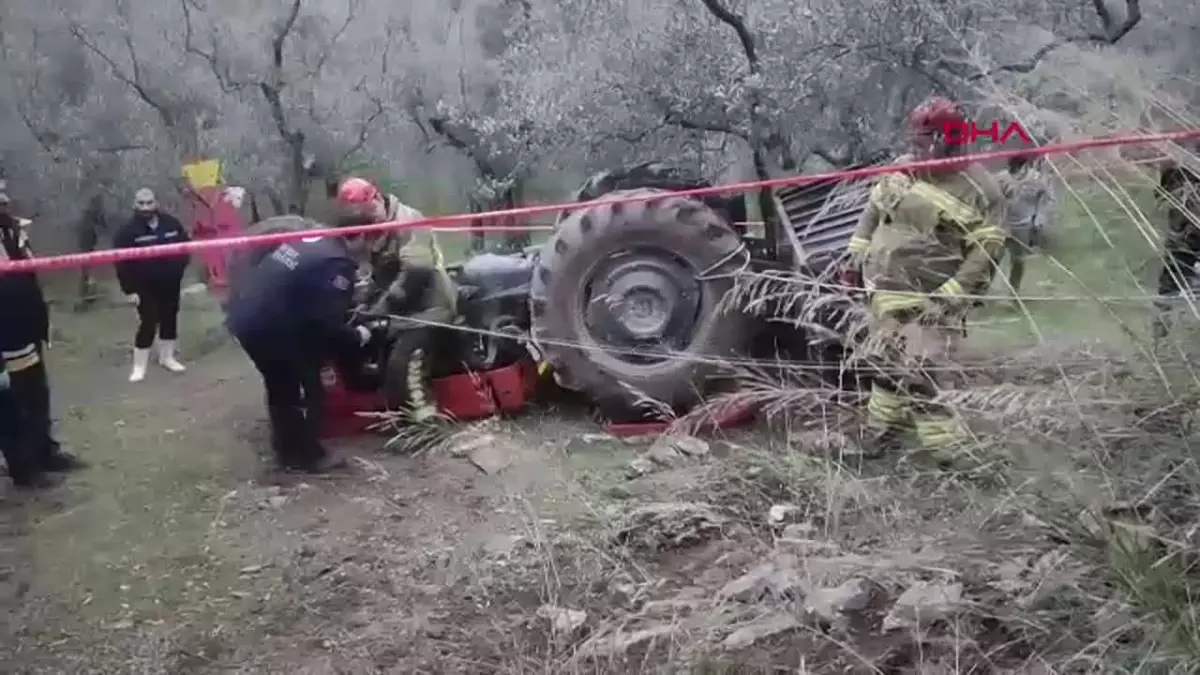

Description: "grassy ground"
0 179 1198 673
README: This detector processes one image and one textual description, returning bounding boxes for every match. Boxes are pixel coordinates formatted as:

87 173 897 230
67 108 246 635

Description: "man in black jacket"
0 181 84 485
113 188 191 382
225 221 373 473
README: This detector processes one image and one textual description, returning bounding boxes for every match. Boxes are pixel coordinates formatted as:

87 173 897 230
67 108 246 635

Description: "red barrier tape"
3 129 1197 276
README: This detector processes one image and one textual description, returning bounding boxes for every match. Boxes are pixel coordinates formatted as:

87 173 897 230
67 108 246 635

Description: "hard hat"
908 96 967 136
336 177 379 206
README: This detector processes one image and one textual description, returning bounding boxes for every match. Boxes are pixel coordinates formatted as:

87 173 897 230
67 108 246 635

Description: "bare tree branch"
696 0 759 70
949 0 1142 81
180 0 252 92
68 21 176 128
311 0 361 76
662 110 746 138
336 95 387 167
250 0 308 211
259 0 304 143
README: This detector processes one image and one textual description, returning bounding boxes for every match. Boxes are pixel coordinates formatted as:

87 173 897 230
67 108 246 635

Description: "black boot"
292 412 346 474
268 406 345 473
860 426 905 458
41 447 88 472
10 465 62 490
295 450 348 474
267 404 304 468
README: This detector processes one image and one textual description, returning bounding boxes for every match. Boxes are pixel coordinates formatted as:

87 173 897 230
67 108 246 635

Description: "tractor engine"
449 252 536 373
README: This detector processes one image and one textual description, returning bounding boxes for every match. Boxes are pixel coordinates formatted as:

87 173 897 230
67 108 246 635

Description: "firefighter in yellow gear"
843 98 1006 461
336 177 456 423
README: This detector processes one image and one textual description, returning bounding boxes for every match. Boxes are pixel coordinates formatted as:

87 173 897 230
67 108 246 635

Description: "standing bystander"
113 188 192 382
996 155 1055 301
75 191 111 311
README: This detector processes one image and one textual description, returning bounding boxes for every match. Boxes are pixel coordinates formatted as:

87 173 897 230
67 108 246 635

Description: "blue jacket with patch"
225 237 360 354
113 212 191 294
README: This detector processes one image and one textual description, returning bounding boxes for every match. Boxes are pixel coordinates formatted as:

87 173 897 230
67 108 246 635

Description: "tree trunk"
469 195 486 252
500 184 529 251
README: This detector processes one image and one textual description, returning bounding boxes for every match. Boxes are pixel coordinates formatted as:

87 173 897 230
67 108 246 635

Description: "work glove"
355 325 372 346
126 293 139 306
0 370 9 390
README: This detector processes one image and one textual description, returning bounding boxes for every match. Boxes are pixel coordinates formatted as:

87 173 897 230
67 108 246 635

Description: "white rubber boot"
157 340 186 373
129 348 151 382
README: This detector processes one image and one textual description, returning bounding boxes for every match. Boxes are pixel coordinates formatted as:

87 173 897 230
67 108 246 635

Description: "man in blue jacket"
225 222 374 473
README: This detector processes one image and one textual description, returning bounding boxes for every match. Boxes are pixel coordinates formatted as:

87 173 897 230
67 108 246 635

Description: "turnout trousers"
860 305 969 457
238 335 329 470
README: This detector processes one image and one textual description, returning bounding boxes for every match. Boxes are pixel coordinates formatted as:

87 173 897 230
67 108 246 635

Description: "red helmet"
336 177 379 206
908 96 966 136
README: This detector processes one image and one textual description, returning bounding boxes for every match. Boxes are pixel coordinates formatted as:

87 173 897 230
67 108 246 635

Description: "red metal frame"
318 360 539 438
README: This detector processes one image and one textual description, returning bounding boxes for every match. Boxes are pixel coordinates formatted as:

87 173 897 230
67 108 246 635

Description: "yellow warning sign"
181 159 222 189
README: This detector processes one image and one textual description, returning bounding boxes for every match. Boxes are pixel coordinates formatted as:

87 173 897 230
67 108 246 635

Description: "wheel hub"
609 270 676 339
583 251 700 363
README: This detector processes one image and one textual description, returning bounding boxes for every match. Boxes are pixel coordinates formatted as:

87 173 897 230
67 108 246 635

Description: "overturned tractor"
226 163 873 433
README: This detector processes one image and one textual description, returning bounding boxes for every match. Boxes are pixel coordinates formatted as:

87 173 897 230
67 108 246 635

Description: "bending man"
225 220 375 473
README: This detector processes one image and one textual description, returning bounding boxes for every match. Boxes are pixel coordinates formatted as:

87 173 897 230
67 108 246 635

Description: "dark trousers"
4 350 60 480
1004 228 1040 296
1153 247 1199 338
1157 248 1198 297
134 280 182 348
239 336 328 469
0 387 34 481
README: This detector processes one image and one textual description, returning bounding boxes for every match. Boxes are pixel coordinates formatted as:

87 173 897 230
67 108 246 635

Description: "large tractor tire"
530 188 750 416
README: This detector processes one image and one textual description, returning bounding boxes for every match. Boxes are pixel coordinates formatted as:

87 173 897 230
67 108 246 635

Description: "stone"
717 559 801 603
882 581 964 631
640 597 703 619
468 443 516 474
481 534 528 556
768 504 803 525
646 443 684 467
722 612 802 650
537 605 588 636
567 433 621 453
450 433 498 458
628 457 656 477
806 578 880 623
671 435 710 457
